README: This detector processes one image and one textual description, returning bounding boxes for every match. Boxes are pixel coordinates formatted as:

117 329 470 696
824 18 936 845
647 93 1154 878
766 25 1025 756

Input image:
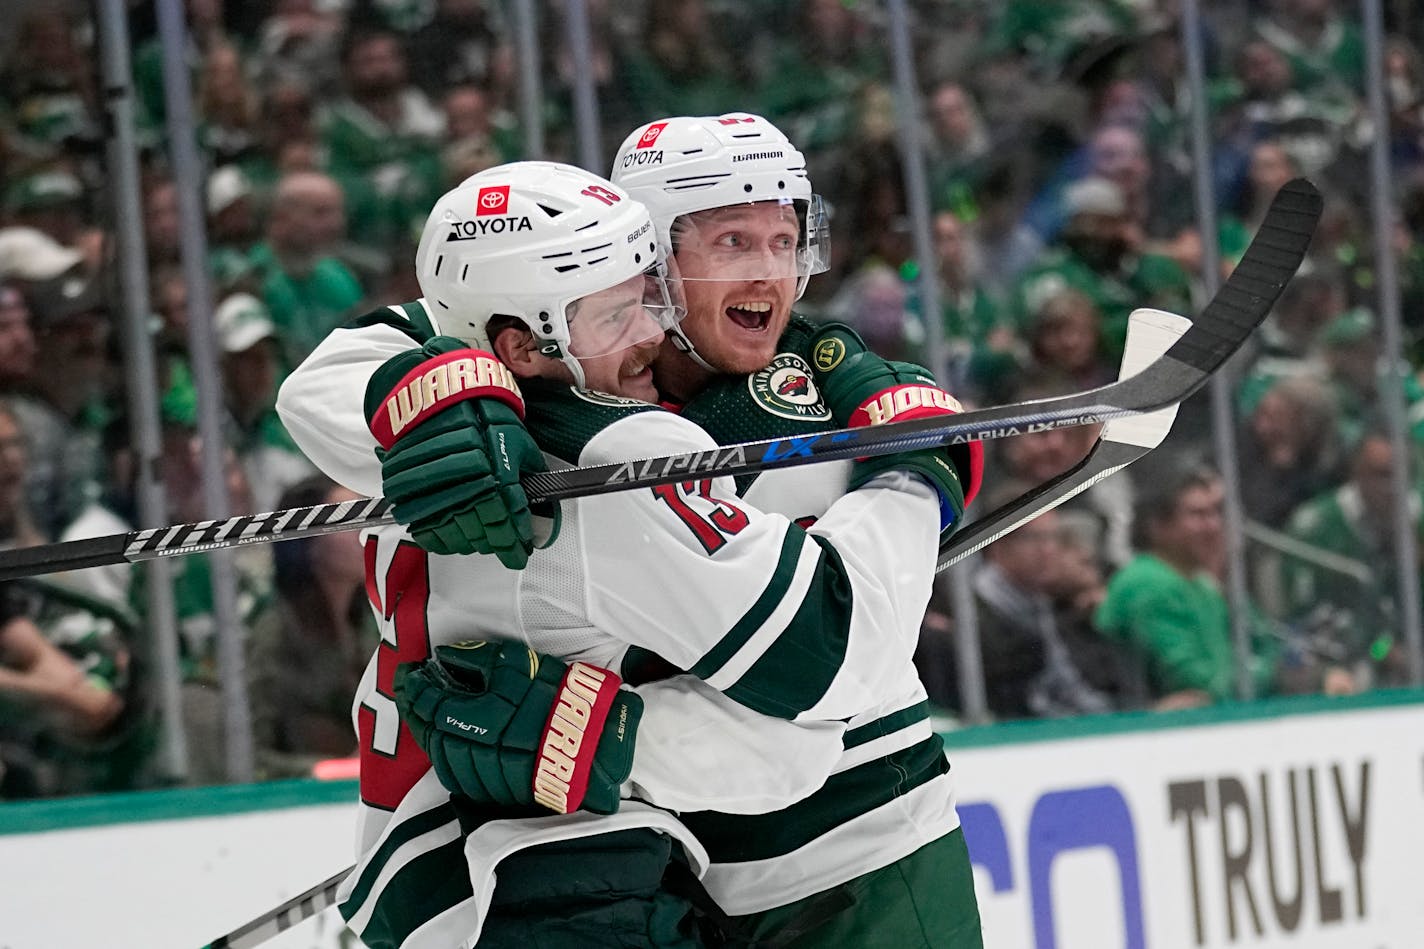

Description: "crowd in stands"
1 0 1422 797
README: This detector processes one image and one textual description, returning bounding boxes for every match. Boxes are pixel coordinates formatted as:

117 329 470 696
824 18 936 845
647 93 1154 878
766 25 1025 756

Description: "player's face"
670 202 800 374
567 273 668 402
574 336 663 402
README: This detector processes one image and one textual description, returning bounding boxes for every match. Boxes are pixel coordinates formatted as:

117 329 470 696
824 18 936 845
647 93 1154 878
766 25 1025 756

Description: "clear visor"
668 195 831 284
563 264 685 358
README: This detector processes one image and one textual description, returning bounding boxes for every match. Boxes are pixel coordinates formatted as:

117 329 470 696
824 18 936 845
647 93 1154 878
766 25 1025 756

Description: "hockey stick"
195 184 1316 949
202 867 347 949
0 178 1319 583
936 307 1187 571
193 314 1187 949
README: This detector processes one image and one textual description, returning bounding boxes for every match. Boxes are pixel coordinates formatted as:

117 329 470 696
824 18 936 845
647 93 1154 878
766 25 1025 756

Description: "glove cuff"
532 661 625 813
848 383 962 428
369 348 525 449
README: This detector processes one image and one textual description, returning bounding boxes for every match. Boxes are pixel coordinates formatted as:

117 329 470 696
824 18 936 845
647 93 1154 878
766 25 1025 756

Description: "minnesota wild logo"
749 353 832 421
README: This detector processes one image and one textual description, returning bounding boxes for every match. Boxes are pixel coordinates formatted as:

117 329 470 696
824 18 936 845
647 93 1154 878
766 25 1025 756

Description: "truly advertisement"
949 701 1424 948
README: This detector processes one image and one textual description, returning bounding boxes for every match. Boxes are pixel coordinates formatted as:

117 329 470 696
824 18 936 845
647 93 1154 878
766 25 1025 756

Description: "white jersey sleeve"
626 677 846 814
275 301 440 498
577 409 939 723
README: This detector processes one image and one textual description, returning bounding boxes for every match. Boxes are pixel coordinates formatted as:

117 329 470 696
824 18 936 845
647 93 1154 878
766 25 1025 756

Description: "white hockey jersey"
275 301 961 946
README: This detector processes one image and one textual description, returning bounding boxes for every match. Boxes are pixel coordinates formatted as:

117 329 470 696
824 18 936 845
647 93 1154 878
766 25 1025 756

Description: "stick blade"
1165 177 1322 373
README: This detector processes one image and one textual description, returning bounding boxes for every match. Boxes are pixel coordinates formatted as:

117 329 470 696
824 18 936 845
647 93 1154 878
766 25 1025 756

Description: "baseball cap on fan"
0 227 84 282
1064 176 1127 217
214 293 277 353
206 165 253 216
4 170 83 213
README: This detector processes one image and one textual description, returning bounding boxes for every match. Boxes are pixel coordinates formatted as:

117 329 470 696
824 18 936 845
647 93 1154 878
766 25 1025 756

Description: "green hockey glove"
808 324 983 526
396 641 641 815
366 336 559 567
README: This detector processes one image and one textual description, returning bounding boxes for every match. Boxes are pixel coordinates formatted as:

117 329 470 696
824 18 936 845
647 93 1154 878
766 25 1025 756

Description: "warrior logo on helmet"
750 353 830 421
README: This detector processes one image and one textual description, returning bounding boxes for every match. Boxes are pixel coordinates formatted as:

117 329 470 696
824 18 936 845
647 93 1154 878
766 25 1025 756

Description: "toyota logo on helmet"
476 185 510 215
637 122 668 149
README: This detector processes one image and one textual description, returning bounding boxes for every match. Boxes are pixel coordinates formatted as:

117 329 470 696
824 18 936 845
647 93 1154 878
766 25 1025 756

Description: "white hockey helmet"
415 161 680 388
610 113 831 296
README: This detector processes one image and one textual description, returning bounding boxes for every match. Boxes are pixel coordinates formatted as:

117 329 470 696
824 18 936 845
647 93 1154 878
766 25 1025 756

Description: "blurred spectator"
1046 516 1147 709
925 81 993 219
196 42 261 166
971 162 1045 296
1024 287 1115 392
247 171 364 368
132 0 232 138
241 78 322 199
1215 37 1354 181
1085 122 1197 274
0 400 141 799
1381 36 1424 173
1317 307 1424 452
1252 0 1364 96
323 27 445 250
1238 374 1343 529
986 0 1138 83
206 165 261 292
143 177 183 269
968 495 1113 719
755 0 885 164
926 209 1018 405
11 273 113 538
1095 460 1280 705
824 264 915 363
0 401 43 549
0 283 37 394
0 11 100 163
213 293 316 511
0 599 126 798
250 0 342 99
1124 15 1193 176
616 0 743 119
1219 140 1304 277
992 377 1135 570
833 139 911 279
406 0 509 100
440 85 515 186
1237 269 1343 413
4 169 86 249
249 475 372 779
1013 176 1192 360
152 417 271 785
1279 428 1416 690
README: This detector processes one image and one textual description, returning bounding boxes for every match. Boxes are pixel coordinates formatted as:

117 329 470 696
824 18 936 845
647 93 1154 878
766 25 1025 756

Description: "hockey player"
606 116 985 948
277 158 978 947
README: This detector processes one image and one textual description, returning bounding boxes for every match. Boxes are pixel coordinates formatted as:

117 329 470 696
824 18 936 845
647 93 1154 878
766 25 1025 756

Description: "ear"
492 324 542 379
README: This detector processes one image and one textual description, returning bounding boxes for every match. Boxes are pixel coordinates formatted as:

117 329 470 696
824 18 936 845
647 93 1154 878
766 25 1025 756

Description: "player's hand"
365 336 559 567
395 641 641 815
808 324 982 527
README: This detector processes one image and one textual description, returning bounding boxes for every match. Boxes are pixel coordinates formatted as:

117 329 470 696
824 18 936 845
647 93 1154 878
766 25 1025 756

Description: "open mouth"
726 301 772 331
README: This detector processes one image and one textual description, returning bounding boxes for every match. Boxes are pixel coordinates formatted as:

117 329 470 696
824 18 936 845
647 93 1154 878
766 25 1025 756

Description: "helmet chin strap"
562 355 588 390
668 323 718 373
537 339 588 389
